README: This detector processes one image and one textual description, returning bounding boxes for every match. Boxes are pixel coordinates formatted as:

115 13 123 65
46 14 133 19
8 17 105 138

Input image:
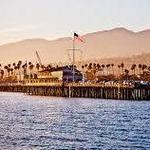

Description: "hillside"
0 27 150 64
86 52 150 68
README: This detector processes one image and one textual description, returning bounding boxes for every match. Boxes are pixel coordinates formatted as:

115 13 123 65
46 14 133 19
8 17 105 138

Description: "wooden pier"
0 83 150 100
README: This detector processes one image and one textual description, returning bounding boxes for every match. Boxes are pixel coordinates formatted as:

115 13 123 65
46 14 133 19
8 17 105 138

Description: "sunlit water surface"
0 92 150 149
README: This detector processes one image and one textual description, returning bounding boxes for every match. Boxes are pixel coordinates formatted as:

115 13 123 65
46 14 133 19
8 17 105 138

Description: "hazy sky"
0 0 150 44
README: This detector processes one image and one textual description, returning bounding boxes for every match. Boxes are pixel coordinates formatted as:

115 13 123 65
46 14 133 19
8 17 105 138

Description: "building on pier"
49 66 83 82
23 69 61 86
23 65 83 85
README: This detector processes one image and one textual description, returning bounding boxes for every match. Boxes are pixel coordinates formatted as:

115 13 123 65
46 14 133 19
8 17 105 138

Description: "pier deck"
0 83 150 100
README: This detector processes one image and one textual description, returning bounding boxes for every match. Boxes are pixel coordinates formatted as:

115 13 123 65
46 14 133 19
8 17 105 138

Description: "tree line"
0 60 150 83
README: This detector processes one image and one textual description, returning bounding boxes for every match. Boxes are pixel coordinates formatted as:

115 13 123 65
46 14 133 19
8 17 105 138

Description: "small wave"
39 136 87 142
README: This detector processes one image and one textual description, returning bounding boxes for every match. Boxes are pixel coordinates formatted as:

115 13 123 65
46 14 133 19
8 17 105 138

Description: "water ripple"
0 92 150 149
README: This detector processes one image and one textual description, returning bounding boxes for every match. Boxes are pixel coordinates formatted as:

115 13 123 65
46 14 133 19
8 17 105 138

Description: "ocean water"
0 92 150 149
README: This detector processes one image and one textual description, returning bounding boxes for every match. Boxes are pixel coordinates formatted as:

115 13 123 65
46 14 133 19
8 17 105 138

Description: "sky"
0 0 150 44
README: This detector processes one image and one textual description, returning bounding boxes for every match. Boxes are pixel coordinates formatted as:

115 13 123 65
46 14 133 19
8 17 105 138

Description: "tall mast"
73 35 75 82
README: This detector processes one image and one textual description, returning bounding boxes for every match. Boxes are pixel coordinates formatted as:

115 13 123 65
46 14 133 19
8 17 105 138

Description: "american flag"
74 32 84 42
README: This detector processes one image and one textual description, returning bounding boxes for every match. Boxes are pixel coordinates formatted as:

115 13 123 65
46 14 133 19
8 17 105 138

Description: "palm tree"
118 65 121 75
56 65 59 69
12 63 16 76
81 65 85 82
17 61 22 81
138 64 142 75
106 64 111 75
124 69 129 75
10 68 13 76
111 64 114 75
47 64 52 70
96 64 101 69
28 62 32 66
14 66 18 76
13 63 16 67
92 63 97 75
0 64 2 78
41 65 45 70
81 65 84 74
101 64 105 75
7 68 11 77
29 64 34 78
22 63 28 78
96 64 102 75
81 65 84 70
18 60 22 66
142 64 147 74
131 64 136 75
88 63 92 70
120 62 124 75
148 66 150 72
36 63 40 72
124 69 129 80
4 66 8 77
0 70 4 79
84 64 88 72
84 64 88 68
8 64 11 68
93 63 97 69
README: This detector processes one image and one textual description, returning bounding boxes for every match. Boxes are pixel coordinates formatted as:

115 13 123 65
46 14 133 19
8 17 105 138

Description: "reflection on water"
0 92 150 149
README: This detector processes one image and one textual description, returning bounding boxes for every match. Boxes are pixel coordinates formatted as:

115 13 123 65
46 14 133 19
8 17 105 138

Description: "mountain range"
0 27 150 64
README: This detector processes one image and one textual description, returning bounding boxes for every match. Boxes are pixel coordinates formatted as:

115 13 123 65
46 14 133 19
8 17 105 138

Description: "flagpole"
73 34 75 83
